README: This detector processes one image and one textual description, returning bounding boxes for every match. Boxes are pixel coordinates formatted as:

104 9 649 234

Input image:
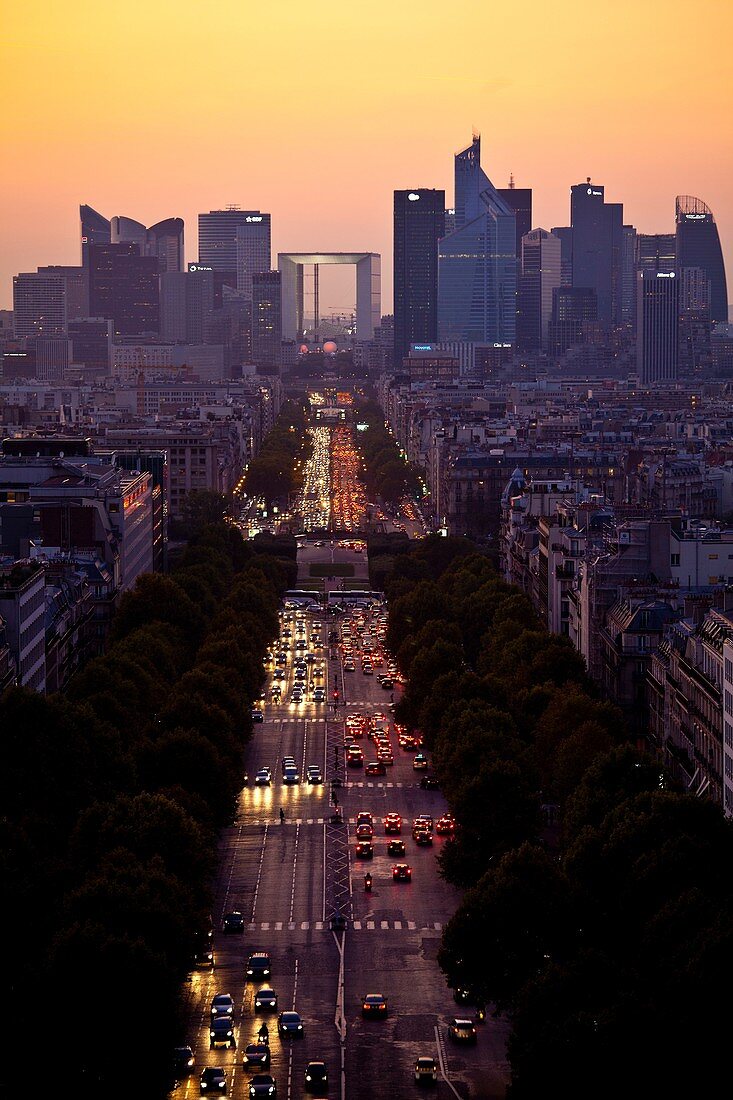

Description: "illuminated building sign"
246 215 263 222
586 188 603 196
412 344 434 351
685 213 706 220
408 193 420 201
188 263 213 273
656 271 676 278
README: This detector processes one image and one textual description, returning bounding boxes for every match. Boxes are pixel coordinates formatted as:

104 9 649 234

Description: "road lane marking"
435 1022 464 1100
249 822 269 924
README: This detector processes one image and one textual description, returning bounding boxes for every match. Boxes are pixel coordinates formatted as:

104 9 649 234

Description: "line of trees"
1 516 290 1098
244 398 311 505
355 398 423 506
385 535 733 1098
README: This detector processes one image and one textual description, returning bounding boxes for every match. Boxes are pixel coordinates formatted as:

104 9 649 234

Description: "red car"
392 863 412 882
384 813 402 834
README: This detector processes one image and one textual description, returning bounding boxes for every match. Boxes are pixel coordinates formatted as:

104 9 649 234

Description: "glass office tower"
438 135 516 345
80 205 111 268
393 189 445 366
676 195 728 323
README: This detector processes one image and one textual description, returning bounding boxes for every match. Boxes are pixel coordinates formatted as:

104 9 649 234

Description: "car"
377 750 394 765
343 660 355 671
289 694 303 705
387 839 406 856
384 813 402 833
313 689 326 703
193 943 215 968
413 815 434 830
246 953 272 980
200 1067 226 1093
448 1017 477 1044
282 767 299 784
211 993 234 1018
355 823 373 840
436 814 455 834
277 1010 304 1037
251 710 264 723
355 840 373 859
347 750 364 768
254 769 271 786
414 829 433 846
361 993 388 1018
222 910 245 934
362 665 373 675
306 764 323 783
304 1061 328 1092
210 1017 235 1049
420 775 440 790
172 1046 195 1078
329 912 348 931
414 1056 438 1085
413 754 429 770
248 1074 277 1098
380 678 394 690
254 986 278 1011
242 1044 270 1069
356 811 373 826
392 863 412 881
365 761 386 777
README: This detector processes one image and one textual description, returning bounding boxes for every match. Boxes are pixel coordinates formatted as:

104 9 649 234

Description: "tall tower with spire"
438 134 517 344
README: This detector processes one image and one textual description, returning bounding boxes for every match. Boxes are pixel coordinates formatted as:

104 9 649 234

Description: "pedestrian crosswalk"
225 920 443 932
235 813 423 826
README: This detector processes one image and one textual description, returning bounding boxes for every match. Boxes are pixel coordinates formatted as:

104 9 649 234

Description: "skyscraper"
88 243 159 336
637 270 679 384
160 267 215 343
621 225 637 328
570 180 623 325
198 208 270 306
498 180 532 259
393 189 445 366
235 214 271 302
675 195 728 323
68 317 113 377
80 205 111 268
438 135 516 345
517 229 561 350
111 215 185 273
251 271 282 367
636 233 676 273
13 268 88 338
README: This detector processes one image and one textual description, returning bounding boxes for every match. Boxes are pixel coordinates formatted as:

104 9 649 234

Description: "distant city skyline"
1 1 731 316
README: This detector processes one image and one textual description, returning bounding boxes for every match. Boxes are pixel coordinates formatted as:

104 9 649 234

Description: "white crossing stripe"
261 922 270 930
315 922 324 930
367 921 375 930
275 921 283 930
301 922 309 930
407 921 416 930
394 921 402 929
433 922 441 930
380 920 389 929
353 920 362 929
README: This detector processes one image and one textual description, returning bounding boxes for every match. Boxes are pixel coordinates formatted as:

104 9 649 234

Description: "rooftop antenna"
508 172 515 190
587 177 591 185
225 203 241 210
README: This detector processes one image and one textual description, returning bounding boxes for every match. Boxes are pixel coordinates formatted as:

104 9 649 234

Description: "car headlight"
305 1075 311 1081
297 1024 302 1029
188 1059 194 1067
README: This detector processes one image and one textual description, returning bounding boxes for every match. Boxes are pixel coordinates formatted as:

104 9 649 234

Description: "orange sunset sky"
2 0 732 315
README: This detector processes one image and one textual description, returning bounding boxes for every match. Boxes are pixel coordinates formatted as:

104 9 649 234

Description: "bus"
326 590 384 609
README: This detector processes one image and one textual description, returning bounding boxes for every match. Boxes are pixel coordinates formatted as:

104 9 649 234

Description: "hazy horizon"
2 0 732 317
